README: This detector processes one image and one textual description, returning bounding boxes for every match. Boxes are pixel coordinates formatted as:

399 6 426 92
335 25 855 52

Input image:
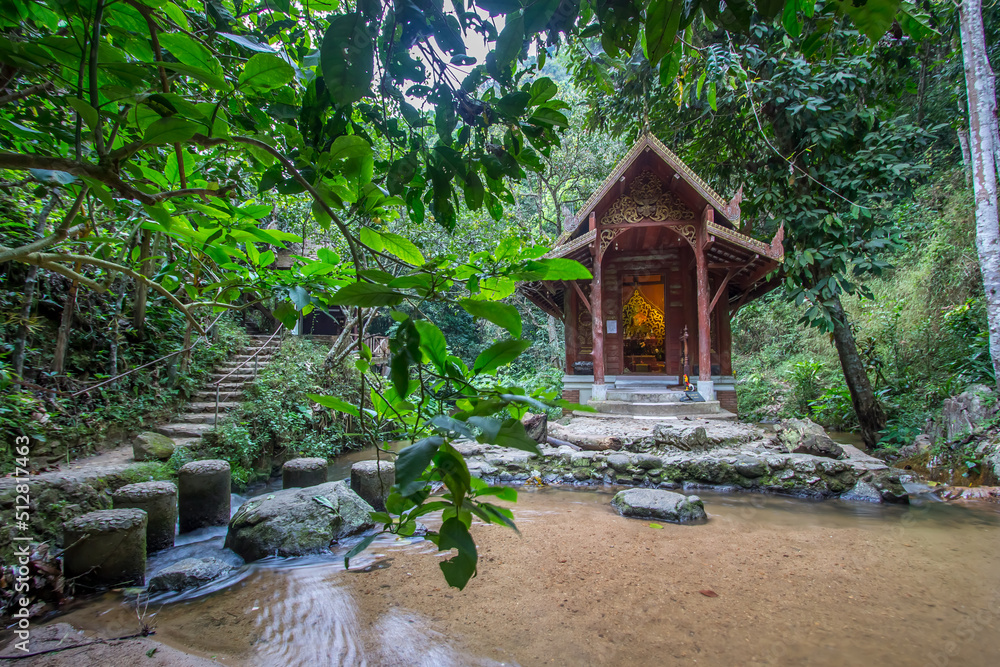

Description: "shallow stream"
22 442 1000 666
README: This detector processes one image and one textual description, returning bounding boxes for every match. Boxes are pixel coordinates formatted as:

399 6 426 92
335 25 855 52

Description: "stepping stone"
112 481 178 551
63 509 147 588
282 458 329 489
178 460 232 532
350 460 395 512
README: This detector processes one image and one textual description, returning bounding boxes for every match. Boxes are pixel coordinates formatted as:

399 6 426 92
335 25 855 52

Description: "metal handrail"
213 327 283 428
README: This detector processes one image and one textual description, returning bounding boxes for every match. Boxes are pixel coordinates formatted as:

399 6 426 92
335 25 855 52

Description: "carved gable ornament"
602 169 695 226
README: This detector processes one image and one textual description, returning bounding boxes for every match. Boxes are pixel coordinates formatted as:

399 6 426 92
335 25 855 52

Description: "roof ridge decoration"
565 133 741 239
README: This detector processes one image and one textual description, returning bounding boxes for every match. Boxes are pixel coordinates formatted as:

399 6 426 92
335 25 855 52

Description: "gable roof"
553 132 743 248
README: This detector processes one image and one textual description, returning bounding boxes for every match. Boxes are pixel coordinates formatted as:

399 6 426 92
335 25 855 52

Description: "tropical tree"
1 0 933 585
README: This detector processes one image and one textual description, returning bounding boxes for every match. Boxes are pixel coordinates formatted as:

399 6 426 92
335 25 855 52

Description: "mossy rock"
133 432 176 462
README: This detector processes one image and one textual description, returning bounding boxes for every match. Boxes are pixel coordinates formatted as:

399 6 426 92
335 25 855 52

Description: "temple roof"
520 133 785 319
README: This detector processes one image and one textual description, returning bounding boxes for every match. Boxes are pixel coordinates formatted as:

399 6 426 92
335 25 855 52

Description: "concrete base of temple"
697 380 715 402
588 399 723 417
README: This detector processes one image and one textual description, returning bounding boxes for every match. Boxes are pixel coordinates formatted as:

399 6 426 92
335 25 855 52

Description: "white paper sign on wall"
606 320 617 334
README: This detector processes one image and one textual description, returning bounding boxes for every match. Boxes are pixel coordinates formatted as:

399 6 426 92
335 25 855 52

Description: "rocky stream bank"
461 416 917 503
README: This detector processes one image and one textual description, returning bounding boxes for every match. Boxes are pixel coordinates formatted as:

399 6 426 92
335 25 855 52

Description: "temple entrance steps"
607 388 687 402
588 399 724 417
591 376 728 417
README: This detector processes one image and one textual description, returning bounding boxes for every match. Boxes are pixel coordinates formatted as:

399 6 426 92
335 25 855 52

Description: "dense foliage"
0 0 973 590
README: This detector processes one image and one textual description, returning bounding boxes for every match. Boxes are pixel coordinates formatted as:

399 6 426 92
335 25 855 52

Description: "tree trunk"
51 267 81 374
959 0 1000 388
958 127 973 186
132 229 152 337
828 296 885 448
13 195 57 378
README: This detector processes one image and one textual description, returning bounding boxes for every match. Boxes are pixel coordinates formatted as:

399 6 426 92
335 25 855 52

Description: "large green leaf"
238 53 294 91
307 394 360 418
143 117 199 145
437 517 478 590
493 419 541 453
381 232 425 265
395 436 444 496
329 282 405 307
473 339 532 375
159 33 223 82
414 320 448 372
836 0 901 42
321 13 374 104
459 298 522 338
644 0 683 65
540 258 592 280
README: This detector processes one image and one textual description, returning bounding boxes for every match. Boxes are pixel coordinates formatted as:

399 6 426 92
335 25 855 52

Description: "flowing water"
29 489 1000 665
15 440 1000 666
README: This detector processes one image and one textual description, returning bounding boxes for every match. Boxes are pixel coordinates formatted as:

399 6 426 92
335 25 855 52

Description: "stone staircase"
155 334 281 447
588 378 730 418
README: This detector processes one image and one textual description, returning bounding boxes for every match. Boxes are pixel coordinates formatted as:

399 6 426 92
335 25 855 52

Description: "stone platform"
454 417 915 503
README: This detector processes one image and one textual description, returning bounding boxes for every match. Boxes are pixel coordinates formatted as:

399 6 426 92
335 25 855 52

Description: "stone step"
209 373 257 381
156 423 214 439
588 400 723 417
174 413 225 424
199 381 248 390
185 401 241 412
219 357 272 366
194 391 244 401
606 389 688 402
614 377 680 389
171 437 203 450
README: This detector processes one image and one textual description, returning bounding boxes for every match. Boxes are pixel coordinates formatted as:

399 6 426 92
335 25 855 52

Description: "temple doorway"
622 274 666 374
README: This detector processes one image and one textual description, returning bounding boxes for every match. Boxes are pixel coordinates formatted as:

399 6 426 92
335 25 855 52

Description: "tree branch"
0 188 88 264
0 83 54 106
16 250 206 335
0 152 233 205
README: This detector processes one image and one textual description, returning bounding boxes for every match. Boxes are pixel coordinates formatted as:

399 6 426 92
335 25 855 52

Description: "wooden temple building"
520 134 785 416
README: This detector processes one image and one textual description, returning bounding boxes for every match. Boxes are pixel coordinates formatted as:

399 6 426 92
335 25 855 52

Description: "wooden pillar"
566 287 577 374
696 208 712 383
591 252 605 392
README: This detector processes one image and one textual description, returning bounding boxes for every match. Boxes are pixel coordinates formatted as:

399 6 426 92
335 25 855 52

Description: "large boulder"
774 419 844 459
940 385 998 441
611 488 707 523
225 481 374 561
148 557 236 592
133 432 176 461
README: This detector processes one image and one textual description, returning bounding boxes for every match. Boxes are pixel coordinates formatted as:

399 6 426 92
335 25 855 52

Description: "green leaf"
473 339 532 375
493 419 541 453
644 0 683 65
142 117 199 145
219 32 277 53
159 33 223 81
414 320 447 371
66 97 98 131
329 282 405 307
396 436 444 496
836 0 901 42
492 13 524 78
329 135 374 160
238 53 294 91
437 517 478 590
321 13 374 104
343 533 378 569
539 258 592 280
381 232 425 265
459 298 522 338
